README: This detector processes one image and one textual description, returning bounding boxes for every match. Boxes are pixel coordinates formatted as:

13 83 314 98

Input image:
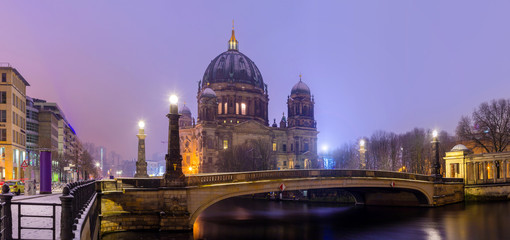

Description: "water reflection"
103 198 510 240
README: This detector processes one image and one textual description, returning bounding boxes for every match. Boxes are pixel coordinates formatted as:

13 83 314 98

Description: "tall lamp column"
359 139 366 169
431 130 442 181
134 121 149 178
163 95 184 186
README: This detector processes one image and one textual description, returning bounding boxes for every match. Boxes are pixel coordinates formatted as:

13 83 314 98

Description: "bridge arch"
187 178 434 226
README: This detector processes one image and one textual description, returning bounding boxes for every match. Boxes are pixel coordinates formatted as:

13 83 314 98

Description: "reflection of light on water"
425 226 441 240
232 207 252 220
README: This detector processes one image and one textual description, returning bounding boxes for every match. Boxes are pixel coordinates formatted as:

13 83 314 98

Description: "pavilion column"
504 160 508 182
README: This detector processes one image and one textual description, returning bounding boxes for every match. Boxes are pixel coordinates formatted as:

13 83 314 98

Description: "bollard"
60 186 74 240
0 185 13 240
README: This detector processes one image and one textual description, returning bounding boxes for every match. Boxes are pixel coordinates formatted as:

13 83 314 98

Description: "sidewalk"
10 192 63 239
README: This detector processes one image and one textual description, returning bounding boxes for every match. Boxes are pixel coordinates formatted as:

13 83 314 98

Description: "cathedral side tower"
287 75 316 128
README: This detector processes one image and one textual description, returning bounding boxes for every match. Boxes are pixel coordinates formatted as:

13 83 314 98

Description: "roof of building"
291 78 311 95
0 66 30 86
179 104 192 115
451 144 469 152
201 88 217 98
201 28 264 89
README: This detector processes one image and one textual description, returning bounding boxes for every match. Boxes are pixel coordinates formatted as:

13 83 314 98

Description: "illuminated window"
223 140 228 149
236 103 239 114
273 142 277 151
224 102 228 114
218 103 222 114
241 103 246 115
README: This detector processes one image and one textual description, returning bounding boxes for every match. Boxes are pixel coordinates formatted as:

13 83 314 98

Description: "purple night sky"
2 1 510 161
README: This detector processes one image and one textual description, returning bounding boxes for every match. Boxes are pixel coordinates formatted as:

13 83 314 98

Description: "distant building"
33 98 82 181
179 27 319 173
0 64 30 180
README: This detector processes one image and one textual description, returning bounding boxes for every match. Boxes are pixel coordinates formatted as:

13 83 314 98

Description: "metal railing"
12 202 60 240
60 180 97 240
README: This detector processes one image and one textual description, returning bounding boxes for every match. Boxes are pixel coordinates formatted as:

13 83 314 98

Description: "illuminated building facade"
179 27 318 173
0 64 29 180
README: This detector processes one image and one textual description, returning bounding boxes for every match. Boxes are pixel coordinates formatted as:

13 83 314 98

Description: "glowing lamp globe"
432 130 438 138
360 139 365 147
169 95 178 105
138 121 145 129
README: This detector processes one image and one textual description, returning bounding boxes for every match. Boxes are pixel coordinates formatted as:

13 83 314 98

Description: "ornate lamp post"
431 130 442 181
163 95 185 186
134 120 149 178
359 139 366 169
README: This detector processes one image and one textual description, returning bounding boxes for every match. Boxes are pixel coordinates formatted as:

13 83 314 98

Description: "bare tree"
333 142 358 169
251 138 276 170
456 99 510 153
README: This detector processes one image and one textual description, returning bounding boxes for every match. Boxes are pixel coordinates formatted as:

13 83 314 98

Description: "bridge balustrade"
100 170 461 191
185 169 439 186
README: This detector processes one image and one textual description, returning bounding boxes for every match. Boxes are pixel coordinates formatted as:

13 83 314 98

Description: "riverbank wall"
465 183 510 201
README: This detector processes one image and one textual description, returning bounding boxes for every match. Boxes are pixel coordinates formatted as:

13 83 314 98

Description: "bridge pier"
100 186 193 234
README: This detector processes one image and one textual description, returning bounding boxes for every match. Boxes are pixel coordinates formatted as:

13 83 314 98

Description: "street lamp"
134 120 148 178
431 129 442 181
321 145 329 153
164 93 184 186
359 139 366 169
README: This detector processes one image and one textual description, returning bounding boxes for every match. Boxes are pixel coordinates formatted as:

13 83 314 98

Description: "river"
103 198 510 240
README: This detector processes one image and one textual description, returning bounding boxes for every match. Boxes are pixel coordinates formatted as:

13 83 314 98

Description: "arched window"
241 103 246 115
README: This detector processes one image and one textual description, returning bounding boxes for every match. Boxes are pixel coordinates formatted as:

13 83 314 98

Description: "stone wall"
100 188 190 236
433 182 465 206
465 184 510 201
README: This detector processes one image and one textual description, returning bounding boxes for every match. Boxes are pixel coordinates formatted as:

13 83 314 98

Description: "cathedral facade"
179 27 318 173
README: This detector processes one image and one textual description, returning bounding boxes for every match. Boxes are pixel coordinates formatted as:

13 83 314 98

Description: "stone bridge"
98 169 463 234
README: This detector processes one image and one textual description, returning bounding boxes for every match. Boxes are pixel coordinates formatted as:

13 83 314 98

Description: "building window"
304 143 309 152
0 129 5 141
241 103 246 115
283 161 287 166
1 73 5 82
224 102 228 114
273 142 277 152
291 144 293 151
0 92 5 104
0 110 5 122
223 140 228 149
236 103 239 115
282 144 287 152
218 103 222 114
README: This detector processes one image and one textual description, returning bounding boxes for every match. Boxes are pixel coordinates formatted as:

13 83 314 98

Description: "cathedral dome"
291 79 311 95
200 88 217 98
179 104 191 115
201 27 264 89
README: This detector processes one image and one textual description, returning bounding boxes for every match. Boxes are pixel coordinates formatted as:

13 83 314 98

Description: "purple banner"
39 151 52 194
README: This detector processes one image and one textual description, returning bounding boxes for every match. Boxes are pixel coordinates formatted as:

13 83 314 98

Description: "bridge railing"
185 169 438 186
97 170 463 190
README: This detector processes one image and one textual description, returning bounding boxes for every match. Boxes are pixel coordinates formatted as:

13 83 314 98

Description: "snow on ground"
11 193 63 240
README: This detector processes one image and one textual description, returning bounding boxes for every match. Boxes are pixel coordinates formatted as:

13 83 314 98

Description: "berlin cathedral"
178 26 318 173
